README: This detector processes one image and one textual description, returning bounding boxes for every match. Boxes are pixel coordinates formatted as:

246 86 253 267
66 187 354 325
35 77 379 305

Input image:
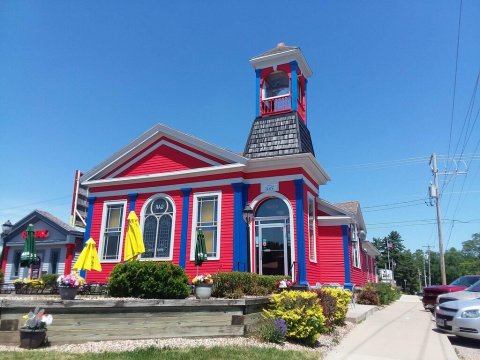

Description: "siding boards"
317 226 345 284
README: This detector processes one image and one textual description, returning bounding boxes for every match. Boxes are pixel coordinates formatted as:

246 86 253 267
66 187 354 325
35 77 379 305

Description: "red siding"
317 226 345 284
117 145 212 177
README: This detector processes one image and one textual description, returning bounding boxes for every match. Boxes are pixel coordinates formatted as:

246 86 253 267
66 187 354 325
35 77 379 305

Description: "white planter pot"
195 284 213 299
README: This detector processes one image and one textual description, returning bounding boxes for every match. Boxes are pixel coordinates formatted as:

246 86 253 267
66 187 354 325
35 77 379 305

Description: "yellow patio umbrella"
73 238 102 272
124 211 145 262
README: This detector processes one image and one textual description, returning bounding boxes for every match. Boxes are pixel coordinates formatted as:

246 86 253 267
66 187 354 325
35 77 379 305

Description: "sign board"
379 269 393 282
70 170 88 228
30 257 42 279
261 182 279 193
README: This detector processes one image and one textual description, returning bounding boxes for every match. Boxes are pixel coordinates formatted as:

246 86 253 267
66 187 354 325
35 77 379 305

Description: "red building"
78 44 378 287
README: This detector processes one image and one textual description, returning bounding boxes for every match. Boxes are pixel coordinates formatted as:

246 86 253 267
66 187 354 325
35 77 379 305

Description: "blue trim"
290 61 298 112
179 188 191 269
255 69 261 117
294 179 307 285
128 193 138 212
304 78 308 122
81 196 96 279
232 183 248 271
342 225 351 284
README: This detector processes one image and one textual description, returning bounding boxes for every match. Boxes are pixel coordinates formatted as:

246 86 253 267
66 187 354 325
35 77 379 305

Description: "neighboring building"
0 210 84 283
77 43 378 287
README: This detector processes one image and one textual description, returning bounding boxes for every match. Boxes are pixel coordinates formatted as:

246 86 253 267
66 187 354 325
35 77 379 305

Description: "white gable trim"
81 123 247 182
107 139 222 179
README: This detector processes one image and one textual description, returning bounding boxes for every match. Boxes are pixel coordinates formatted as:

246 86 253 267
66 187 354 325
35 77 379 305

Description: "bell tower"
243 43 315 159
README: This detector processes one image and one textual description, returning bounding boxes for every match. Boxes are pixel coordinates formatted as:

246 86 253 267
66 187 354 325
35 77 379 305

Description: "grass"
0 346 321 360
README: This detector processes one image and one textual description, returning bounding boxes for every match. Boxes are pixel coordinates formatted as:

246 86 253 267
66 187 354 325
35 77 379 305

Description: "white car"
436 298 480 340
437 280 480 305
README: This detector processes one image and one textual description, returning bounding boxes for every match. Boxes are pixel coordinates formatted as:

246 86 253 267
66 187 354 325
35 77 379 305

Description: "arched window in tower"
263 71 290 99
142 196 174 259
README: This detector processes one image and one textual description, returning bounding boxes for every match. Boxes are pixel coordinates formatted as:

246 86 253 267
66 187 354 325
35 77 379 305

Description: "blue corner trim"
179 188 192 269
290 61 298 112
255 69 261 117
342 225 351 284
232 183 248 271
128 193 138 212
81 196 96 279
294 179 306 285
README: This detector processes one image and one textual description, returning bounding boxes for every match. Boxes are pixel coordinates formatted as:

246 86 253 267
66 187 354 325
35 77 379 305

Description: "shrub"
108 261 189 299
319 288 351 325
315 289 337 329
263 290 326 346
40 274 58 286
0 270 4 284
373 283 401 305
212 272 287 298
356 286 380 305
260 318 288 344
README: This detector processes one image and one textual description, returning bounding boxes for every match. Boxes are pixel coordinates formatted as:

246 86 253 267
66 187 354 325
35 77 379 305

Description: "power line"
446 0 464 164
363 198 426 209
0 196 71 212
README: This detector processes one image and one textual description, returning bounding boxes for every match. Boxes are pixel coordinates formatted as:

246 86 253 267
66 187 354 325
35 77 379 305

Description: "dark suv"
422 275 480 312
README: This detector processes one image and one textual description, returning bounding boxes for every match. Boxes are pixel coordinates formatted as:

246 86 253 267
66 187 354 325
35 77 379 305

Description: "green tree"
394 250 420 294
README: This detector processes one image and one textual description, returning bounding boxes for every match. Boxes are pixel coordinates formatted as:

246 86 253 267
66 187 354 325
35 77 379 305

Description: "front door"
259 223 287 275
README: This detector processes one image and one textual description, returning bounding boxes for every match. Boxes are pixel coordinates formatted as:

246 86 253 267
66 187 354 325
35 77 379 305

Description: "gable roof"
334 201 366 231
81 123 247 183
5 209 83 240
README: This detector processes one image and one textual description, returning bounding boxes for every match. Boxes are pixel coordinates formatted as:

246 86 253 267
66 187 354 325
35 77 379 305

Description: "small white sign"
261 182 278 193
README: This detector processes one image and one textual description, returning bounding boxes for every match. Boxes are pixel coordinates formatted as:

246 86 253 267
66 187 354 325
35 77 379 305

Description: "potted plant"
57 272 85 300
19 306 53 349
192 273 214 299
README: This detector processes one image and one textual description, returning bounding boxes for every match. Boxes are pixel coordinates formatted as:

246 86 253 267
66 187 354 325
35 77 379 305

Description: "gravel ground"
0 323 354 356
448 335 480 360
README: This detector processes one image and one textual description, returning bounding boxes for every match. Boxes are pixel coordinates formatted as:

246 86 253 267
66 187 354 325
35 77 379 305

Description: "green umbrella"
20 224 39 268
194 229 208 270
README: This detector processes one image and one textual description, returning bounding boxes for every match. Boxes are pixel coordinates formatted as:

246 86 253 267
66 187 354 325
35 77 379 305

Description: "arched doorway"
253 197 292 276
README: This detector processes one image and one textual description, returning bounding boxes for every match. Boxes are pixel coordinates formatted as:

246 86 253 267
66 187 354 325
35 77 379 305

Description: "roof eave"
249 49 313 78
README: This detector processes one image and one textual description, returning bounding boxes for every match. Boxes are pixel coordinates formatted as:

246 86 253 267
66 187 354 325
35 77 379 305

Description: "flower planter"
58 286 78 300
19 328 47 349
195 283 213 299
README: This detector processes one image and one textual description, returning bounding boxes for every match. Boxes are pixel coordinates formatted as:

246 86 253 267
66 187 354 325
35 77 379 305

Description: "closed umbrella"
123 211 145 262
20 224 38 269
73 238 102 272
194 229 208 275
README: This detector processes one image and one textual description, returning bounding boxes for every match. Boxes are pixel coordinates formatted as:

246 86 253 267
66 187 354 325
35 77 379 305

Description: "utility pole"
430 153 447 285
423 251 427 287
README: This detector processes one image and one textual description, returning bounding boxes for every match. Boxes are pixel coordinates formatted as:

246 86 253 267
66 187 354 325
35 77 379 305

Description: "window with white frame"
192 192 221 259
100 201 126 261
142 196 175 260
308 194 317 262
351 225 361 268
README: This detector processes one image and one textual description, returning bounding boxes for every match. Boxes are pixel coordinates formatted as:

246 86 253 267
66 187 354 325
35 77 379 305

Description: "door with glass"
259 223 287 275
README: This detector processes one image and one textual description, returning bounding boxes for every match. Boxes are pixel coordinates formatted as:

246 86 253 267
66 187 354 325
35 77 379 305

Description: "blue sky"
1 1 479 253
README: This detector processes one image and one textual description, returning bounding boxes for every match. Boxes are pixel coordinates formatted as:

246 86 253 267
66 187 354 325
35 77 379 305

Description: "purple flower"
274 318 287 335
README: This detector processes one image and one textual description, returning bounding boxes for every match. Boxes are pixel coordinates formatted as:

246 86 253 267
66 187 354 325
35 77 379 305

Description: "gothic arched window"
142 196 174 259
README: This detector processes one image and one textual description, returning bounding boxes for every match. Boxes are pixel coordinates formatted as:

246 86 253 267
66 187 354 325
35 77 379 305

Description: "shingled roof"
334 201 366 230
243 112 315 159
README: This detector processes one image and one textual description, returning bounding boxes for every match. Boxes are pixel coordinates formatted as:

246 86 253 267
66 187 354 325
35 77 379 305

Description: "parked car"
422 275 480 312
437 280 480 305
435 298 480 340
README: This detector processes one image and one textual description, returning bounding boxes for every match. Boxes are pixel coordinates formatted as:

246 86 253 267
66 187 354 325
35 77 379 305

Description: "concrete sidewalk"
326 295 458 360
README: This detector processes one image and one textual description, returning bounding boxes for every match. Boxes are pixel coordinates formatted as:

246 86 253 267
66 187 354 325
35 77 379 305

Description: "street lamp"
0 220 13 267
242 205 254 272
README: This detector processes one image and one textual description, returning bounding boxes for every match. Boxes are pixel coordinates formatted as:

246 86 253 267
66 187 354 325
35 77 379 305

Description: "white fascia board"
246 153 330 186
317 216 354 227
82 163 246 188
362 241 381 257
316 198 354 217
250 50 313 78
81 123 247 182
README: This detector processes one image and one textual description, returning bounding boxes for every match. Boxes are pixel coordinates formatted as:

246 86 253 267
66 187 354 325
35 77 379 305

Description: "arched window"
142 196 174 259
263 71 290 99
255 198 289 217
